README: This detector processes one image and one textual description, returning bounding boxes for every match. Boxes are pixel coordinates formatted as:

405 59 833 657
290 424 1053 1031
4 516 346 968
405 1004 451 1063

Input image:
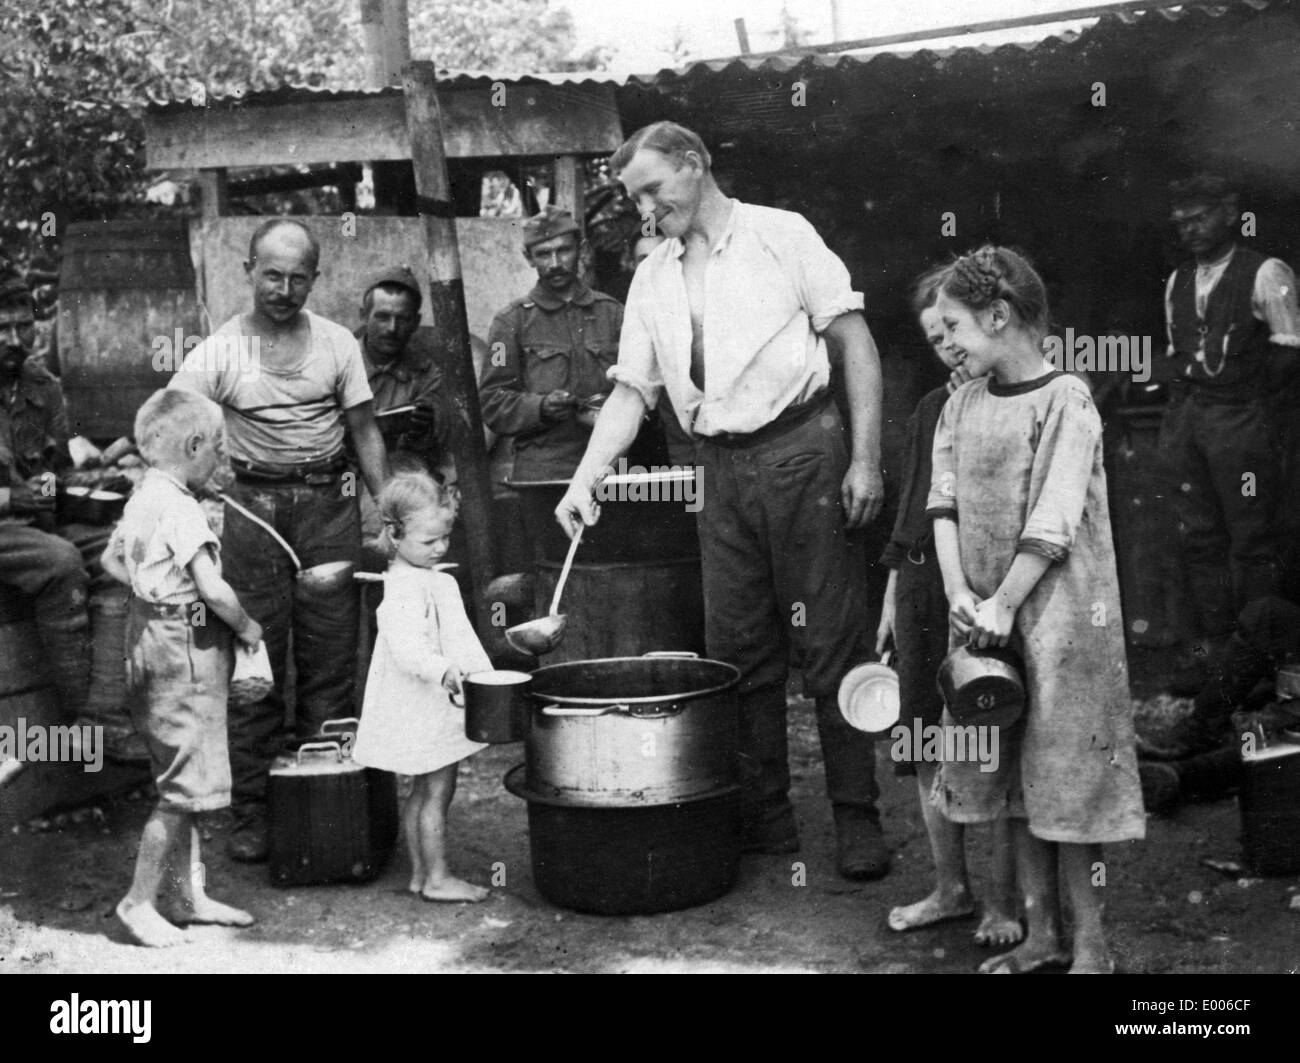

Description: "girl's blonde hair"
133 389 223 465
375 471 457 559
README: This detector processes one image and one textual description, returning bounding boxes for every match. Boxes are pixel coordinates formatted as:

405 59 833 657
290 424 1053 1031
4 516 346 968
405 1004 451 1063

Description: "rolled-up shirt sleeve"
606 271 664 408
1254 258 1300 348
1019 389 1101 560
787 215 864 332
925 400 958 522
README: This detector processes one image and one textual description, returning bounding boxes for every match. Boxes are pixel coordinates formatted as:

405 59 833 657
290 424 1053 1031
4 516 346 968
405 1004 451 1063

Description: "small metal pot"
459 669 531 743
937 644 1026 729
525 652 740 806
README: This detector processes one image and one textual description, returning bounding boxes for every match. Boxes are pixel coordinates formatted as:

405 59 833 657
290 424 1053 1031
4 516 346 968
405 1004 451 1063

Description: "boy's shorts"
125 598 233 812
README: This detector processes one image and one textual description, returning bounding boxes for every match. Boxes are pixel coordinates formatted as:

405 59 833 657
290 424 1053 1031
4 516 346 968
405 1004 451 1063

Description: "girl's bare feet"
169 895 255 927
973 909 1024 948
420 875 489 903
888 887 976 931
116 899 185 948
978 939 1070 974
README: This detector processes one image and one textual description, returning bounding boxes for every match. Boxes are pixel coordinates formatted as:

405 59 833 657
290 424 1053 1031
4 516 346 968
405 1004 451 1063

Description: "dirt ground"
2 696 1296 976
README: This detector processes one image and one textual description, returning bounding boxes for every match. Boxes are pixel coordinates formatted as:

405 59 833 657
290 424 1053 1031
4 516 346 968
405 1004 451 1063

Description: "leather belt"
698 390 832 449
231 452 348 485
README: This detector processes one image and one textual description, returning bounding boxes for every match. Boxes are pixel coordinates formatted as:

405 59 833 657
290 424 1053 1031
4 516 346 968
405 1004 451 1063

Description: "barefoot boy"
102 390 263 947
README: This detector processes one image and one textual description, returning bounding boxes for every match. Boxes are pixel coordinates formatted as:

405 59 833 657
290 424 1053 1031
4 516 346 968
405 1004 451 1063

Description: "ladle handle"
219 492 303 572
548 523 584 616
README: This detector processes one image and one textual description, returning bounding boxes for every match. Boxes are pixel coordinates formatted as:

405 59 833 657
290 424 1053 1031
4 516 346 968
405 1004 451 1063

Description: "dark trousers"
220 478 360 820
696 408 877 823
1158 395 1281 639
0 520 90 716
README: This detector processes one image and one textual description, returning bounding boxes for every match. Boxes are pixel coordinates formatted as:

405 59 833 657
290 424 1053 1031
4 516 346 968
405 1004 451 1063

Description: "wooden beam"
383 0 411 87
553 155 583 230
144 84 622 171
359 0 385 88
734 18 750 55
402 60 498 635
695 0 1197 62
195 169 228 220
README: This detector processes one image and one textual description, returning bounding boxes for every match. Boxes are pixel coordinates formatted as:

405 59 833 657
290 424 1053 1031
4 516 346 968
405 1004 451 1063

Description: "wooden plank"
402 60 498 636
553 155 583 230
697 0 1193 61
195 169 228 220
144 84 622 170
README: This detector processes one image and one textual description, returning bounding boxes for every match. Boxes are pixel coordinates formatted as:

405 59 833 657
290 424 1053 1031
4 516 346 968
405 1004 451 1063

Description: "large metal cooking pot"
526 652 740 806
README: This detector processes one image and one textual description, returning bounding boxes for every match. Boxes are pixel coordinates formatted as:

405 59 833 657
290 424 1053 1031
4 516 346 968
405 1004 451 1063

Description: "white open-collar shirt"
608 200 864 437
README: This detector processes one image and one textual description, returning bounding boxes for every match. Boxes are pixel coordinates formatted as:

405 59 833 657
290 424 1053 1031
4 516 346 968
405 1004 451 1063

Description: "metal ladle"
505 523 584 655
218 492 353 591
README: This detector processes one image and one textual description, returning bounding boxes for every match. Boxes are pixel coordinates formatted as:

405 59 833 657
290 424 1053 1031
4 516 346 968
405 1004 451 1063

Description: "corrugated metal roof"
144 0 1284 112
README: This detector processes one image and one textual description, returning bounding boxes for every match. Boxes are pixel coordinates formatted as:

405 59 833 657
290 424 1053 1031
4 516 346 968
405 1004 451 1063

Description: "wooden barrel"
534 557 705 664
57 219 200 440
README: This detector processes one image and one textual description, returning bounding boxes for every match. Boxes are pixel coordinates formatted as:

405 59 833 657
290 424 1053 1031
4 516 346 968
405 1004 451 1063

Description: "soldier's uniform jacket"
353 325 463 472
0 360 71 524
480 281 623 482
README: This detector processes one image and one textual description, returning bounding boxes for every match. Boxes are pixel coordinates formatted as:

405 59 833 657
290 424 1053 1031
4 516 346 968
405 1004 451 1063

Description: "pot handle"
449 691 465 708
539 704 627 717
296 741 344 764
319 717 361 735
641 650 699 659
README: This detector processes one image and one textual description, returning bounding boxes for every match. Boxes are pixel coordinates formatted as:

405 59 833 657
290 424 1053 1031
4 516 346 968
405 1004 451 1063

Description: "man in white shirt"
555 122 890 879
1159 174 1300 688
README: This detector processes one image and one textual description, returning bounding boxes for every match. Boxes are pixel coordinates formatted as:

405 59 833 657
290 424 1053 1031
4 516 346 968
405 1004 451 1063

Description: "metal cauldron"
525 651 740 806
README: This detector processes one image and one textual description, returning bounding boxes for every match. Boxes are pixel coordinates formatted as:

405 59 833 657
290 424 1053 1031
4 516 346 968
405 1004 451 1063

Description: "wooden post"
359 0 385 88
553 155 583 232
734 18 751 54
382 0 410 85
401 60 497 634
195 169 228 220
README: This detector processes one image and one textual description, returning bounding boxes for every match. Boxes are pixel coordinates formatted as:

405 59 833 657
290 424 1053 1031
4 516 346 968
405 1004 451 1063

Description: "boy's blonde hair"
134 389 223 466
376 471 458 559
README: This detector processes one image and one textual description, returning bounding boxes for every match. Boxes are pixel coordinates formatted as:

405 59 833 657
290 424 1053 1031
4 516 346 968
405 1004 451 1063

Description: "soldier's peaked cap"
521 206 579 250
364 264 422 302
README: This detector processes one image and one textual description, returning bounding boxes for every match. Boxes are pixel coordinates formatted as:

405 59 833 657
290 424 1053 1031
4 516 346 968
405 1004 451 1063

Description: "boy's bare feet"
978 940 1070 974
887 888 975 932
168 896 255 927
116 899 185 948
973 909 1024 948
420 875 489 903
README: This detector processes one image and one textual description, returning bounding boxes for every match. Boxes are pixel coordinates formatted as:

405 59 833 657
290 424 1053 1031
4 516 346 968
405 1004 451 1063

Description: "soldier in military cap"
355 264 464 484
479 206 624 484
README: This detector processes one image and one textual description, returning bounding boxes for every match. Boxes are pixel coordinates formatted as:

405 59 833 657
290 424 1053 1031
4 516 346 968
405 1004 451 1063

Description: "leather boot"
833 806 891 881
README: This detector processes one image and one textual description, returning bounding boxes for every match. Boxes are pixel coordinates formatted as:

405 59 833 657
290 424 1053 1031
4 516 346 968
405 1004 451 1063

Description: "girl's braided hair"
938 245 1049 336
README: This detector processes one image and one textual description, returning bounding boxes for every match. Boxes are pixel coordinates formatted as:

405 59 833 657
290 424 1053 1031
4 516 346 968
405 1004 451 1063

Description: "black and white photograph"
2 0 1299 999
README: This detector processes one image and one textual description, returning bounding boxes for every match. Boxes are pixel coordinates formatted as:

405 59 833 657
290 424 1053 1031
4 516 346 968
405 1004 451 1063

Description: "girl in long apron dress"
927 246 1145 974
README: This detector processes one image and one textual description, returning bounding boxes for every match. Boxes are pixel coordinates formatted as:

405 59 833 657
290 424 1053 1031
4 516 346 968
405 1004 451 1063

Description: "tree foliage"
2 0 600 266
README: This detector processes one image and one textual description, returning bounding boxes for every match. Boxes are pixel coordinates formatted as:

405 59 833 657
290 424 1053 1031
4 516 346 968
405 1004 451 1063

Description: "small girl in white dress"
352 473 490 903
